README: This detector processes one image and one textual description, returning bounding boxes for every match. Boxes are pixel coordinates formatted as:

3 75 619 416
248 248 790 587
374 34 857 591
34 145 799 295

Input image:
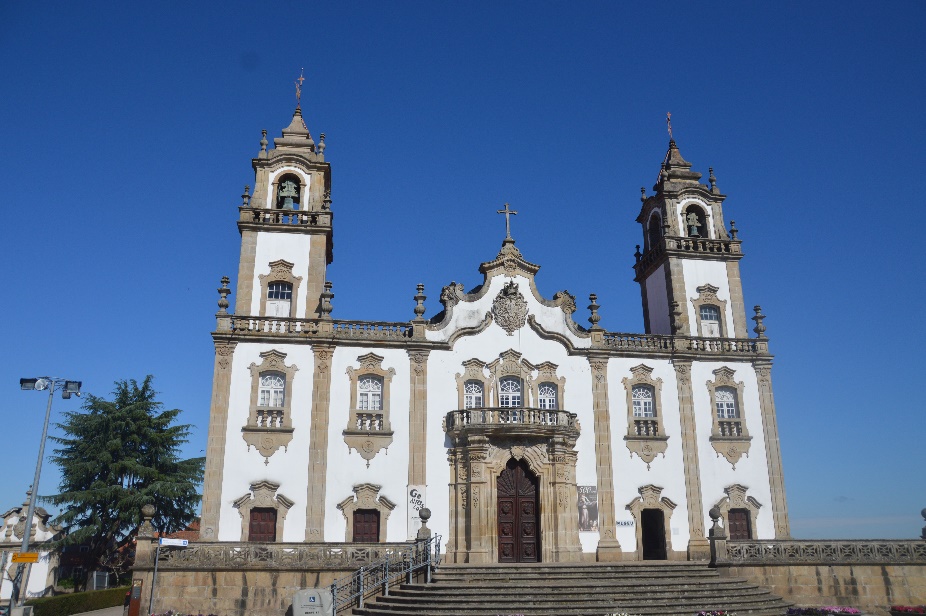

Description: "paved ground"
71 606 124 616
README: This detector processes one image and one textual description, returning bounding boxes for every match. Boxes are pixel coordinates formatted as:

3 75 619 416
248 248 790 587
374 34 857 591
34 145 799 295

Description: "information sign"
12 553 39 563
158 538 189 547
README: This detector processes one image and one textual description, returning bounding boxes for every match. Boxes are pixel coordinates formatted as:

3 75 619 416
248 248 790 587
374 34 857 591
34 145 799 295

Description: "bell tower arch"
634 138 747 338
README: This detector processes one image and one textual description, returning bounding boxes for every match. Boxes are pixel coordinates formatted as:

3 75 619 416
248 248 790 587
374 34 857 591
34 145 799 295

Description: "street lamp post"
12 377 81 609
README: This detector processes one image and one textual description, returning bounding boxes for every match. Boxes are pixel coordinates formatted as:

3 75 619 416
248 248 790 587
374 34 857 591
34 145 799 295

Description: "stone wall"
718 563 926 616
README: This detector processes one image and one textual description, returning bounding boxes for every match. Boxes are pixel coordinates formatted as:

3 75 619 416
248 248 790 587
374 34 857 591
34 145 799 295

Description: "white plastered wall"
217 343 315 541
690 361 775 539
250 233 317 317
682 259 735 337
644 264 671 335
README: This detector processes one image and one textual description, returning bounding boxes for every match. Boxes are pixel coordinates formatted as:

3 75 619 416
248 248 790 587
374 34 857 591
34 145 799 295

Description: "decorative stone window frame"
487 350 535 407
455 359 490 409
713 484 761 540
271 170 308 211
344 353 395 466
258 260 303 318
336 483 396 542
691 284 728 338
626 484 677 560
243 350 298 463
621 364 669 469
531 362 565 411
707 366 752 468
233 480 294 542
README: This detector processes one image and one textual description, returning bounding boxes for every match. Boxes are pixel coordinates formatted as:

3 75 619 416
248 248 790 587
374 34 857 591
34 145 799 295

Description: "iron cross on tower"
295 69 305 107
497 202 518 239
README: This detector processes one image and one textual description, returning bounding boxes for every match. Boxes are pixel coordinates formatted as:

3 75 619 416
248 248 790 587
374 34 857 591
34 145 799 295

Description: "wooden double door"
497 458 540 563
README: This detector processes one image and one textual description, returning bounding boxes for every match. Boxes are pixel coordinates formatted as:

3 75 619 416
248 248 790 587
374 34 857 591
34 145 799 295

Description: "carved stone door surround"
444 425 582 564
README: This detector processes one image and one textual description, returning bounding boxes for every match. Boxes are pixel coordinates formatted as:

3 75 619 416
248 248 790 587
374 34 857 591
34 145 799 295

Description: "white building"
1 494 60 601
199 104 790 563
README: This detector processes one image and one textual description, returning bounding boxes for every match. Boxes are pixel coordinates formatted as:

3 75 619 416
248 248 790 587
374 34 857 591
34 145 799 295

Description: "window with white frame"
463 380 484 409
259 372 285 408
538 383 558 410
358 376 383 411
715 386 739 418
499 377 522 407
632 385 656 417
267 282 293 317
699 304 722 337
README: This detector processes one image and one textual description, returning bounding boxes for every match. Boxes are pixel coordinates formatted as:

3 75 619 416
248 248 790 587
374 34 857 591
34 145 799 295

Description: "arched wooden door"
497 458 540 563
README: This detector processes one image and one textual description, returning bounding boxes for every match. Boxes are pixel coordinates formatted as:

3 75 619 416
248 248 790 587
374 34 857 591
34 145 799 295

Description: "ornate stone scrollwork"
492 281 529 336
626 484 677 558
336 483 396 542
713 484 762 539
344 353 396 467
242 350 298 464
622 364 669 469
707 367 752 468
233 480 294 542
258 259 303 318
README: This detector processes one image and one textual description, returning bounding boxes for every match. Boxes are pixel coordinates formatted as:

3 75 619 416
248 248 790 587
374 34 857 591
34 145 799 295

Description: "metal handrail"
328 534 441 614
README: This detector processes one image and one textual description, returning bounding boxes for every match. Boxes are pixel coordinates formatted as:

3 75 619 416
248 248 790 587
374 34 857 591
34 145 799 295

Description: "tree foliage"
46 376 203 588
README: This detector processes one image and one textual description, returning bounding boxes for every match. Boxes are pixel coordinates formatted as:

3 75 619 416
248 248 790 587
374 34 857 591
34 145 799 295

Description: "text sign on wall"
577 486 599 532
12 552 39 563
158 538 188 547
407 485 426 540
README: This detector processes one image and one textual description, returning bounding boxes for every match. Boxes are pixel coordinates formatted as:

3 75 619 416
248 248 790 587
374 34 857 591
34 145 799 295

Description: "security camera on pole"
11 377 81 612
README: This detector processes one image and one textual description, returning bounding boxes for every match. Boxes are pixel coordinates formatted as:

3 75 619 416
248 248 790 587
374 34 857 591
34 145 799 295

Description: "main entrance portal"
497 458 539 562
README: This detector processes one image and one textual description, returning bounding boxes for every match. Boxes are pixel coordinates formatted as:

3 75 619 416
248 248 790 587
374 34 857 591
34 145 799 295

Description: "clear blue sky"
2 2 923 539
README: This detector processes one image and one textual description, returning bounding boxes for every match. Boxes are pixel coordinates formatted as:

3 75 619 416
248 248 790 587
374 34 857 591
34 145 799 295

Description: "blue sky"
1 2 923 539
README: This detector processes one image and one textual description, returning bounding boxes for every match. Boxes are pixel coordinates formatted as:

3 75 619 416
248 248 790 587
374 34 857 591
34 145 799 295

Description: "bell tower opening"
497 458 540 563
683 204 707 238
275 173 302 210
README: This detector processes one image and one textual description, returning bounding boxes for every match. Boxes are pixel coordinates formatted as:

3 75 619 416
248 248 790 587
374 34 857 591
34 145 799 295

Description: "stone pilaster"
673 359 710 559
446 450 465 563
664 256 691 334
303 236 329 319
466 437 491 563
549 438 582 562
726 261 748 338
407 350 430 486
304 345 334 541
588 357 622 560
200 340 237 541
753 361 791 539
235 231 257 315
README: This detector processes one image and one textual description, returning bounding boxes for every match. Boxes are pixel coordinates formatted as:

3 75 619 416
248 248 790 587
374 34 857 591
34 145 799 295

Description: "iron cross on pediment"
497 202 518 239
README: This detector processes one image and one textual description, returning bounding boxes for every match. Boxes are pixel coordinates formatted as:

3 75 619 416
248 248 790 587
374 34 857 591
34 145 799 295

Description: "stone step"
389 581 767 597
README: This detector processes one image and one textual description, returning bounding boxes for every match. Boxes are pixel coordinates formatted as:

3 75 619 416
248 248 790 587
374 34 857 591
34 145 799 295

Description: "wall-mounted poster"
577 486 599 532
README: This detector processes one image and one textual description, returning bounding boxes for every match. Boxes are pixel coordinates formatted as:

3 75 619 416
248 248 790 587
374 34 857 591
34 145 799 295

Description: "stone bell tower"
233 104 333 320
633 138 748 339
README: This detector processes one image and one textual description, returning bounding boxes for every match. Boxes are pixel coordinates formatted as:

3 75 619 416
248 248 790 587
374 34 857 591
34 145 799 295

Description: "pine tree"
46 376 204 589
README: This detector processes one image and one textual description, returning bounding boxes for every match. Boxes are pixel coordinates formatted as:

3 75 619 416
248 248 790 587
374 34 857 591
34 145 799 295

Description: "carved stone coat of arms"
492 281 529 335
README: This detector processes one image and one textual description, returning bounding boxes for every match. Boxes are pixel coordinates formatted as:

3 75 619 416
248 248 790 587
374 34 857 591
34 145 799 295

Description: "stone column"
200 340 237 541
673 359 710 559
588 357 622 560
753 361 791 539
305 345 334 541
407 350 430 486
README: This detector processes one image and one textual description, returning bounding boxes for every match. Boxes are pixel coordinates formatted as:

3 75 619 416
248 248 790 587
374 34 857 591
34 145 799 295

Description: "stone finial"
640 187 646 203
416 507 432 540
670 301 684 335
413 283 427 321
320 281 334 319
217 276 231 314
587 294 602 330
259 129 268 158
322 189 332 211
752 305 767 339
317 132 326 156
709 167 717 192
634 245 642 263
708 505 726 540
138 504 156 538
241 185 251 208
729 219 739 241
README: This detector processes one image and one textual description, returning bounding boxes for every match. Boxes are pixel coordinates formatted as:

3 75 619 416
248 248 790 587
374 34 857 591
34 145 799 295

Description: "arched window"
358 376 383 411
463 380 484 409
499 377 522 407
258 372 285 408
266 282 293 318
699 304 722 337
275 174 302 210
715 386 739 419
538 382 558 410
683 204 707 238
647 214 663 250
632 385 656 417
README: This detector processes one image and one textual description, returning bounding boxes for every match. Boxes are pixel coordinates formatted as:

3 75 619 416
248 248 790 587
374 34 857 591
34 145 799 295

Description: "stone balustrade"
155 541 421 570
722 539 926 565
717 419 745 437
634 235 743 277
597 332 767 356
445 407 578 434
239 207 332 229
226 316 414 341
631 419 660 437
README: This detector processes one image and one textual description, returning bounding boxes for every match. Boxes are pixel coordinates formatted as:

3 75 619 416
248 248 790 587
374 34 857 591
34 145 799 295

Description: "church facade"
198 104 790 563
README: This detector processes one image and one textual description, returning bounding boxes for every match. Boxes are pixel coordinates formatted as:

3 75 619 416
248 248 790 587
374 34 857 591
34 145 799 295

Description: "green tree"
46 376 204 589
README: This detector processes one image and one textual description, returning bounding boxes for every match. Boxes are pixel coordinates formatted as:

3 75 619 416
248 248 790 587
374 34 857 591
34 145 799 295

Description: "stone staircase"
353 561 791 616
